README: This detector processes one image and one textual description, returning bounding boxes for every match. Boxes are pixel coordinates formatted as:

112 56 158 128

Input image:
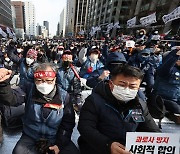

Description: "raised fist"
0 68 12 82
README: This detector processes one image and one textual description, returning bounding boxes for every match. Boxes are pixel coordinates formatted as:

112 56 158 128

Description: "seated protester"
86 51 127 88
3 52 14 70
128 48 156 97
152 47 180 124
78 64 160 154
7 40 21 64
36 47 49 63
57 50 82 112
0 63 79 154
19 49 38 89
79 48 104 79
7 40 23 73
122 40 135 61
150 47 163 68
54 46 64 65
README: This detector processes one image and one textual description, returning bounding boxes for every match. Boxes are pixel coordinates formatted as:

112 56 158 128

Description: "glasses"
35 79 55 84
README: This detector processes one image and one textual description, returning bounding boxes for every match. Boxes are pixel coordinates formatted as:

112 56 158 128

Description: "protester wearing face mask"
54 46 64 64
19 49 37 89
78 64 160 154
16 44 23 58
0 63 79 154
57 50 82 112
79 48 104 79
3 53 13 70
151 48 180 124
128 48 156 98
37 47 49 63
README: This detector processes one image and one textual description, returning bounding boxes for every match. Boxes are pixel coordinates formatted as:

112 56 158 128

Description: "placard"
126 132 180 154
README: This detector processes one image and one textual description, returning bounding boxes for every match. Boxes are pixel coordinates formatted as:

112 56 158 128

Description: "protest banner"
126 132 180 154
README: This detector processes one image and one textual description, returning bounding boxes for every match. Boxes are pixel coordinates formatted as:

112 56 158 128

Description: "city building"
11 1 25 38
87 0 126 38
131 0 180 33
41 26 48 38
87 0 180 37
36 23 42 36
56 22 60 36
0 0 13 29
43 21 49 36
24 1 36 37
65 0 76 37
11 5 16 29
59 8 66 37
74 0 89 36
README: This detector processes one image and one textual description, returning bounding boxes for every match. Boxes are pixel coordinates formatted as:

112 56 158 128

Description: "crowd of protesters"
0 28 179 154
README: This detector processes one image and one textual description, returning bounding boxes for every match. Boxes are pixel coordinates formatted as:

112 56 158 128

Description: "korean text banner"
127 17 136 28
140 12 157 26
126 132 180 154
162 6 180 24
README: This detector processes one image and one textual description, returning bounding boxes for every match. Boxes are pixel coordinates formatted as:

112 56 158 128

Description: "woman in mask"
79 48 104 79
0 63 79 154
78 64 160 154
19 49 37 89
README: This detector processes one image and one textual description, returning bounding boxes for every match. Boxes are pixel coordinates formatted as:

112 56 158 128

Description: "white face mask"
112 85 138 102
70 47 74 50
17 49 22 53
26 58 34 65
36 83 55 95
58 50 63 55
89 54 98 63
5 57 10 62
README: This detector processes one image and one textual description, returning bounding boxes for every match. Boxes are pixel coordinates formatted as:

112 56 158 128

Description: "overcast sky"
13 0 67 36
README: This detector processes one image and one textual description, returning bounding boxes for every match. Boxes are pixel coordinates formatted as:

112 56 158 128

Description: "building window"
112 8 116 16
114 1 118 7
140 3 150 12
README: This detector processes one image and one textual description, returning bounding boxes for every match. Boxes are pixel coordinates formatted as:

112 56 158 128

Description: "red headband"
34 71 56 78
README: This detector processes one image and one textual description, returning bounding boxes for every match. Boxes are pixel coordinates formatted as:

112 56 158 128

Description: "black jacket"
0 80 17 106
78 80 160 154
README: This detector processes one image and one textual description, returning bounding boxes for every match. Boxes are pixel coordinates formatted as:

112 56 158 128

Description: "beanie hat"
26 49 38 60
107 52 127 65
89 48 100 55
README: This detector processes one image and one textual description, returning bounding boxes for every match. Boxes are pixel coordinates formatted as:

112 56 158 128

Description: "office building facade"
0 0 13 29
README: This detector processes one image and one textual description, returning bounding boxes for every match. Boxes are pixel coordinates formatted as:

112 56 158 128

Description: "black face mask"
62 61 71 68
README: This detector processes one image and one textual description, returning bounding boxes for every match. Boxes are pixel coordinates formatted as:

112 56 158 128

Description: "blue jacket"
57 66 82 105
153 49 180 113
23 84 69 143
80 58 104 79
19 59 35 88
128 52 156 89
0 81 75 149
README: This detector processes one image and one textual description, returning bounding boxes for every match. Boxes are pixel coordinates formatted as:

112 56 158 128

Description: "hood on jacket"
106 52 127 65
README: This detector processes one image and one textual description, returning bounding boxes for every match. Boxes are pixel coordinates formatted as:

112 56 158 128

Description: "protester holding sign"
78 64 160 154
